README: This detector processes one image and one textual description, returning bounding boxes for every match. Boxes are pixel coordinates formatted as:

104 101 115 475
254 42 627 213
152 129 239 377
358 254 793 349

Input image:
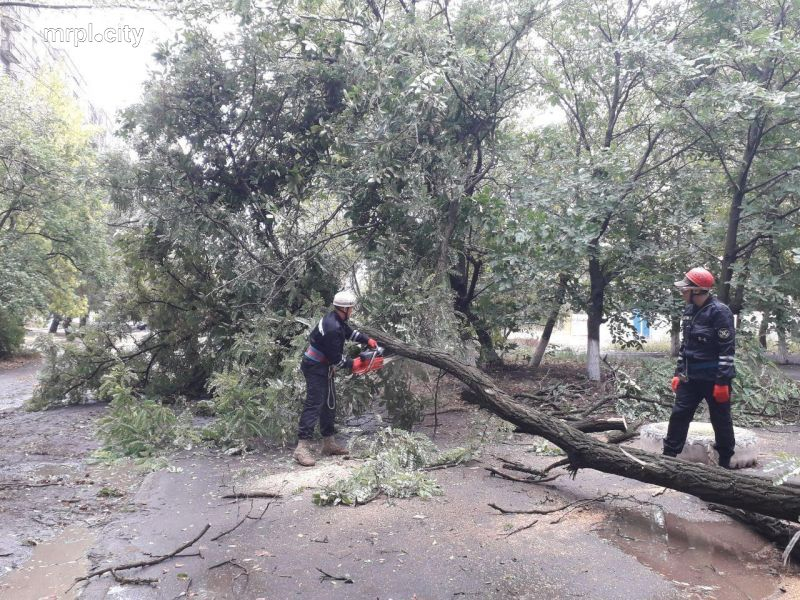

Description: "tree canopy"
0 72 110 355
19 0 799 422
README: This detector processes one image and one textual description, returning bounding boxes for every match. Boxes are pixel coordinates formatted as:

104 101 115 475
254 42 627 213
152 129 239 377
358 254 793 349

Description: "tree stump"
639 422 758 468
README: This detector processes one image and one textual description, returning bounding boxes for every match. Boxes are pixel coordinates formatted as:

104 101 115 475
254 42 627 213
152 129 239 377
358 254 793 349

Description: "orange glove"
367 338 378 349
713 384 730 403
671 376 680 393
352 356 384 375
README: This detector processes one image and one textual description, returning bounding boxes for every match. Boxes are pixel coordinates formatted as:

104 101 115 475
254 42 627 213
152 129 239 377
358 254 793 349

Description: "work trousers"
297 359 336 440
663 379 735 462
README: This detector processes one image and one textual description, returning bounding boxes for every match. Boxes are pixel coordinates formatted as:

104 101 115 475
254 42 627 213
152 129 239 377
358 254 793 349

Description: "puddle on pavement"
597 507 784 599
0 525 94 599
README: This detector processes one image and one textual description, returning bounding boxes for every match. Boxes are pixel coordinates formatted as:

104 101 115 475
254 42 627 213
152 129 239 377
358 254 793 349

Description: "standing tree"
332 0 546 365
659 0 800 317
0 72 110 355
528 0 696 379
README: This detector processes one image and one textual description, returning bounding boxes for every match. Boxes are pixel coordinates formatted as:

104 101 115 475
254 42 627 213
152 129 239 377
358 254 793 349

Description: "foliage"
373 361 430 430
349 427 439 466
764 454 800 486
0 72 111 325
521 0 701 379
203 311 313 448
28 328 120 409
205 367 301 449
30 0 800 455
612 360 675 423
96 363 181 457
0 308 25 358
611 337 800 425
731 335 800 422
313 428 472 506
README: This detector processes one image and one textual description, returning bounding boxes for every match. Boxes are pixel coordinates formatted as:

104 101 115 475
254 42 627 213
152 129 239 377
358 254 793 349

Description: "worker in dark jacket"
663 267 736 468
293 290 384 467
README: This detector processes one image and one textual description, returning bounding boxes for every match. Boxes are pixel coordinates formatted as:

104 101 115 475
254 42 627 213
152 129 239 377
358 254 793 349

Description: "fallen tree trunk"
708 504 800 563
364 328 800 523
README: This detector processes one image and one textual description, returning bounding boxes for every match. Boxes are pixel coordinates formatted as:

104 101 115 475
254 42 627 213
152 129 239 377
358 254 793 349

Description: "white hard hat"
332 290 357 308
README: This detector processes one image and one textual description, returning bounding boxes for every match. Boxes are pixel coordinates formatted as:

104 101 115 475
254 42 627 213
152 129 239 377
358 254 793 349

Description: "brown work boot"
293 439 316 467
321 436 349 457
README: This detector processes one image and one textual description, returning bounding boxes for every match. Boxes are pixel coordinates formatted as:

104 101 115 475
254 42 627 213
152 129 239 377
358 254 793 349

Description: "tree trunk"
670 316 680 358
529 314 558 371
436 196 460 278
475 326 501 367
49 315 61 334
758 313 769 349
777 329 790 365
529 274 568 370
719 119 763 309
364 327 800 522
449 251 498 366
586 257 605 381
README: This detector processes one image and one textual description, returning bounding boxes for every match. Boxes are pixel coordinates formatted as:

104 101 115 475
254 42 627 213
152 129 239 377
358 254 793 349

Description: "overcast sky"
32 7 175 120
27 6 562 132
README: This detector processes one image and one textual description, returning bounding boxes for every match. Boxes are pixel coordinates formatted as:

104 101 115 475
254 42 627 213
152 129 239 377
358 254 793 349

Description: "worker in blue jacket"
663 268 736 468
293 290 383 467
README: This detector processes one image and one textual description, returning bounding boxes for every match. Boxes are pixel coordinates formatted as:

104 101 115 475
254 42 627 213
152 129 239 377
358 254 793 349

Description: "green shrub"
96 363 185 458
0 309 25 358
205 367 302 448
730 335 800 421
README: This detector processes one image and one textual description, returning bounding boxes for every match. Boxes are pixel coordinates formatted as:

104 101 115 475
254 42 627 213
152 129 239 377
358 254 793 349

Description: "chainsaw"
356 345 401 372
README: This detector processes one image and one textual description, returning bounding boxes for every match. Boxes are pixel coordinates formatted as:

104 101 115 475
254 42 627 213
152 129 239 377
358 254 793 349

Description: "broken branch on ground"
72 523 211 587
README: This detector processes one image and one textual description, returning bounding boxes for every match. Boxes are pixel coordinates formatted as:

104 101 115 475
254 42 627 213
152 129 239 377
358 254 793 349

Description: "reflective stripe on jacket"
306 311 369 369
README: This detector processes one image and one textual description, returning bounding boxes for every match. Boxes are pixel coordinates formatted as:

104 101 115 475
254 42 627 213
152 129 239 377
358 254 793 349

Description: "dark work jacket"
306 311 369 369
675 296 736 384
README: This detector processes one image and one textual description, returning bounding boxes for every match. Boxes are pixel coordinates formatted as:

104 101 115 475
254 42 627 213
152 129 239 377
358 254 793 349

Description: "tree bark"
670 315 681 358
475 326 501 367
529 313 558 371
758 313 769 349
586 256 606 381
529 274 568 370
363 327 800 522
719 118 764 309
777 329 789 365
449 251 500 366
